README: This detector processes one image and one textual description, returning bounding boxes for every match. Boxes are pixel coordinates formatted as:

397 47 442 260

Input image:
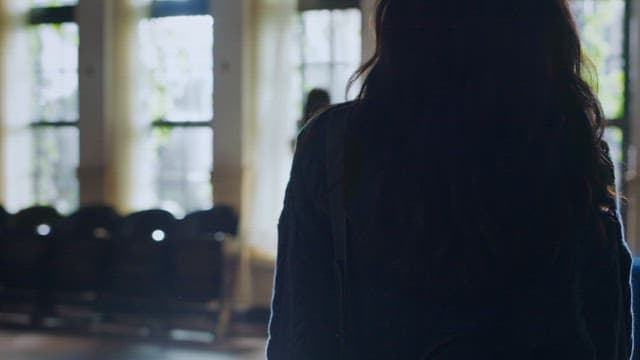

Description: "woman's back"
268 103 631 359
268 0 632 358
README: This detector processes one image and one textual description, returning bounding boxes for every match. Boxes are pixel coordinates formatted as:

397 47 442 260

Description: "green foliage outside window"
571 0 626 119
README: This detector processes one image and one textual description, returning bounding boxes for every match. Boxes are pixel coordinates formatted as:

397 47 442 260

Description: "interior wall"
212 0 253 219
77 1 109 206
360 0 376 62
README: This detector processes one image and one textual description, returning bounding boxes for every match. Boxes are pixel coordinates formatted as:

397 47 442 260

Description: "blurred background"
0 0 636 359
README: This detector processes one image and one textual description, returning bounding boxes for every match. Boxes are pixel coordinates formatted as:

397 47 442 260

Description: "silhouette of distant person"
269 0 632 359
299 88 331 131
291 88 331 152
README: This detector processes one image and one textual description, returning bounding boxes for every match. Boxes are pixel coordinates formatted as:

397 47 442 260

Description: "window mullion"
151 120 212 128
298 0 360 11
151 0 209 18
28 5 75 25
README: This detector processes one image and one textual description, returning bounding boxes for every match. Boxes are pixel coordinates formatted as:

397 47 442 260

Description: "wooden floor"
0 330 267 360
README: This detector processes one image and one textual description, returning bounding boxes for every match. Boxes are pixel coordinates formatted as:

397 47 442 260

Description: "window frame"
150 0 209 18
298 0 359 11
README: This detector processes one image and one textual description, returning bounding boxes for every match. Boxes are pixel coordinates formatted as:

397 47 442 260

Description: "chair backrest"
108 209 177 297
0 206 10 253
0 205 9 231
1 206 62 288
171 206 239 302
205 205 239 236
50 205 120 292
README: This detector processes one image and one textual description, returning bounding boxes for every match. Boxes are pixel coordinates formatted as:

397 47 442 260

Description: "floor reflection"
0 330 266 360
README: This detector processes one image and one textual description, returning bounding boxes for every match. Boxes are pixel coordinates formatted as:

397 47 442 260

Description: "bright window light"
137 15 214 216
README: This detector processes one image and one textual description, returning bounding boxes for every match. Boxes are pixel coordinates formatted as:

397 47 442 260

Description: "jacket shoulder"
297 101 357 150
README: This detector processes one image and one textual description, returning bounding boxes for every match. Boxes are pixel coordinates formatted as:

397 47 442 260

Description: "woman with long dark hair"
268 0 632 358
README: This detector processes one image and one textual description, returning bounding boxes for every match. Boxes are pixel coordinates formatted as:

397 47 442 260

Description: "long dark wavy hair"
344 0 615 294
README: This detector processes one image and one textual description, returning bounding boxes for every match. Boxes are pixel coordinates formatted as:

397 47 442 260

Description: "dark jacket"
267 103 633 359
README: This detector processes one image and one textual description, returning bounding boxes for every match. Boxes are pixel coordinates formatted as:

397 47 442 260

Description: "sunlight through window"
571 0 627 192
138 12 214 217
27 2 79 213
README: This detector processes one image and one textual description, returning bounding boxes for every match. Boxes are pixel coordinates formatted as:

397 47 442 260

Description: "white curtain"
229 0 299 310
245 0 299 255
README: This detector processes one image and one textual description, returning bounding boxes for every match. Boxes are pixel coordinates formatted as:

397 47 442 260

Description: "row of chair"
0 204 239 336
